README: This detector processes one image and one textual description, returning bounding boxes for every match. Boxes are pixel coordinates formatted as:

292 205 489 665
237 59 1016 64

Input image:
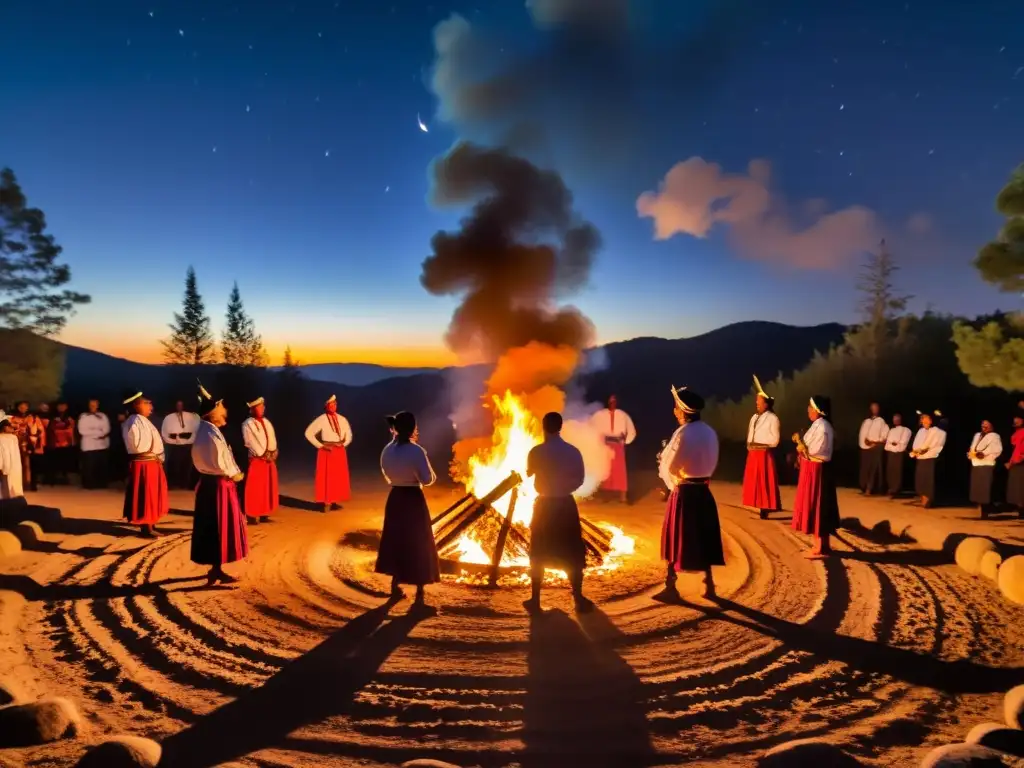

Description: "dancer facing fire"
523 412 593 614
376 412 441 608
657 386 724 601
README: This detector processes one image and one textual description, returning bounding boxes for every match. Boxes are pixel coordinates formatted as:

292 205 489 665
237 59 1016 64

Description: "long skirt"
191 475 249 566
244 458 279 518
165 444 194 489
792 459 839 537
374 485 440 585
859 446 885 493
742 448 781 510
915 458 936 499
601 440 628 492
315 446 351 504
122 459 169 525
1007 464 1024 508
661 482 725 572
886 450 905 495
969 465 996 506
530 495 588 573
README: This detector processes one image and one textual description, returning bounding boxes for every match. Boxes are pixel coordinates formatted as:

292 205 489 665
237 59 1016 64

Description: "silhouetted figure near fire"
376 412 440 609
656 386 723 601
524 412 592 614
304 394 352 513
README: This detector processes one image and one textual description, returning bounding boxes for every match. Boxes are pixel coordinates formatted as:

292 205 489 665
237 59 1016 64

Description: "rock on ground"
73 736 162 767
955 537 998 575
0 697 81 748
998 555 1024 606
12 520 43 548
0 679 26 707
919 743 1008 766
0 531 21 558
980 551 1003 581
966 722 1024 758
757 738 863 766
1006 685 1024 730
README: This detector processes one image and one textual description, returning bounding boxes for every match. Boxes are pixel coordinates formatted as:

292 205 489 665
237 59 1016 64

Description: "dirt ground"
1 476 1023 767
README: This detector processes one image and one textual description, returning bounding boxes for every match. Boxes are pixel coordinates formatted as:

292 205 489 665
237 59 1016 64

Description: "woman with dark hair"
791 395 839 558
375 411 440 608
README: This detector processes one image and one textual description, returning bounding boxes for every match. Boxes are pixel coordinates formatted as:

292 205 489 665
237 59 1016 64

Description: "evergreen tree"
0 168 90 335
855 239 911 367
162 266 216 364
953 163 1024 391
221 282 267 366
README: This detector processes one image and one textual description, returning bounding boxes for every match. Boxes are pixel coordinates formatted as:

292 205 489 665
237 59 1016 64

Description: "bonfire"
435 389 634 585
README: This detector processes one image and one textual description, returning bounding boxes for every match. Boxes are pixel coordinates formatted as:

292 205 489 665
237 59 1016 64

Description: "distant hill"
285 362 441 387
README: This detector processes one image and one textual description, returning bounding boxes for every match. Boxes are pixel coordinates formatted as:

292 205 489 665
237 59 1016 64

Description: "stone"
919 743 1007 766
12 520 43 548
955 538 998 576
966 722 1024 758
998 556 1024 606
980 551 1003 581
757 738 863 766
401 761 464 768
0 697 81 748
0 531 21 558
73 736 162 767
1005 685 1024 730
0 679 26 707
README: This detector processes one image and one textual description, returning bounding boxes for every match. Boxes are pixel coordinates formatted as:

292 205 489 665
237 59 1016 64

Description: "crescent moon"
417 113 429 133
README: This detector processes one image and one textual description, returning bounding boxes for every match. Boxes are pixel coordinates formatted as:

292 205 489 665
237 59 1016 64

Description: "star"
178 29 184 37
839 150 844 156
245 104 251 113
385 186 390 193
212 146 217 153
324 150 330 157
928 148 935 155
1014 66 1023 80
839 103 845 110
148 10 154 17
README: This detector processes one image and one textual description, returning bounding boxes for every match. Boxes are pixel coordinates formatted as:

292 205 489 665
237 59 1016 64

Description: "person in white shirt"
375 412 440 609
884 412 913 497
791 395 839 559
0 417 24 500
968 419 1003 518
304 394 353 513
160 400 201 490
589 394 636 503
909 410 946 508
858 402 890 496
657 386 723 600
524 411 593 614
77 399 111 489
241 396 279 524
190 383 249 586
121 391 168 538
743 375 782 520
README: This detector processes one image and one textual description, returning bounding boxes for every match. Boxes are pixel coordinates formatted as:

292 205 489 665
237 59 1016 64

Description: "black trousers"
885 451 906 495
165 444 194 489
915 458 936 501
859 446 885 493
80 449 109 489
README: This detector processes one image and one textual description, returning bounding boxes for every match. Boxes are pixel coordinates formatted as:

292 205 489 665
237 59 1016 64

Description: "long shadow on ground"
157 602 422 767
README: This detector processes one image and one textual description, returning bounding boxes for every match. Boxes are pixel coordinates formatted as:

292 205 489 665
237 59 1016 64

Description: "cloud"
636 157 881 269
906 212 934 236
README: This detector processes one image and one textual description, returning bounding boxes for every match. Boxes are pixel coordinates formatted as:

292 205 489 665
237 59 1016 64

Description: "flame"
449 390 634 579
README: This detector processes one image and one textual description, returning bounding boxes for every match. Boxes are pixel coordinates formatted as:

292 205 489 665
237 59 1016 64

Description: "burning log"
433 471 523 553
487 487 519 587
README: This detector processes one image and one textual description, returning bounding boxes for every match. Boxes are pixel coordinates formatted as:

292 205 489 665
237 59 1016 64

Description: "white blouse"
160 411 201 446
122 414 164 457
381 441 436 487
747 411 780 447
191 421 241 477
802 418 834 462
885 425 912 453
78 412 111 452
912 427 946 460
658 420 719 490
304 413 353 448
858 417 890 449
589 408 637 444
242 417 278 458
969 431 1003 467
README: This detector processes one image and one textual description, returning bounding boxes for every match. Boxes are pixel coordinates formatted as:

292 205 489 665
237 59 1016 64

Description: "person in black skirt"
375 412 440 608
967 419 1003 518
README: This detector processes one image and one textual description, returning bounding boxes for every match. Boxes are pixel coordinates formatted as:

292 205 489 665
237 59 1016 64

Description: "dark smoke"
421 142 601 360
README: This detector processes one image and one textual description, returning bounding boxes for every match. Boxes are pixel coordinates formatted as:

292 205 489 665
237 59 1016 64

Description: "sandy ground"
1 477 1023 768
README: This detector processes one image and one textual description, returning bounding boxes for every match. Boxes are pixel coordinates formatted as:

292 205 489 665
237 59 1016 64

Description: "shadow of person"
158 602 423 767
522 608 654 768
279 495 324 512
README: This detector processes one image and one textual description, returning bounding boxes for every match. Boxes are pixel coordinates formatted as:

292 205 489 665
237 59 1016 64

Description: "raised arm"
304 415 324 448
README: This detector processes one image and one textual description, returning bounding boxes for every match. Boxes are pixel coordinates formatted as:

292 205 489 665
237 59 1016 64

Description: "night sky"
2 0 1021 366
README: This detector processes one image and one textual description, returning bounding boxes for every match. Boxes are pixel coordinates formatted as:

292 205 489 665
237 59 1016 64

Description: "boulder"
0 679 26 707
401 762 464 768
966 722 1024 758
919 743 1007 766
73 736 162 768
998 556 1024 606
0 697 81 748
12 520 43 548
955 538 998 576
757 738 863 766
0 531 21 558
980 551 1003 582
1005 685 1024 730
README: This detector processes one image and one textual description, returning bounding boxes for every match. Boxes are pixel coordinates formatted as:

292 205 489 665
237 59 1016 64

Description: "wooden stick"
431 492 474 526
579 516 613 545
487 487 518 588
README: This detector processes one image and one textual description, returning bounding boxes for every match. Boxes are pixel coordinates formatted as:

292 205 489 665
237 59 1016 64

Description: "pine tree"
855 239 911 363
162 266 216 364
953 163 1024 391
221 282 267 366
0 168 90 335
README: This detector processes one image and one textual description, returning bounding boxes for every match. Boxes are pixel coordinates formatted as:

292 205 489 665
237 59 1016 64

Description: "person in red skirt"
742 375 782 520
241 396 279 525
656 385 724 601
791 395 839 559
589 394 637 503
121 391 169 539
191 382 249 586
375 412 440 610
304 394 352 513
